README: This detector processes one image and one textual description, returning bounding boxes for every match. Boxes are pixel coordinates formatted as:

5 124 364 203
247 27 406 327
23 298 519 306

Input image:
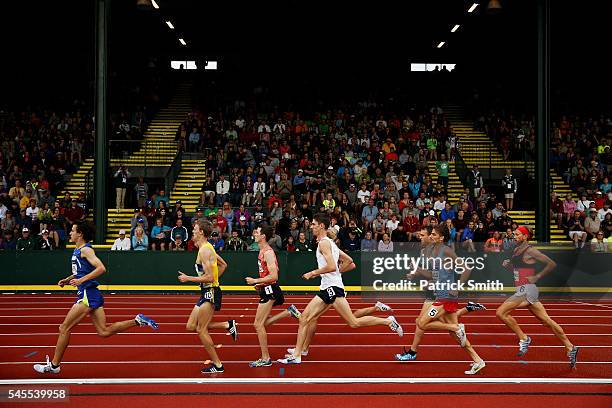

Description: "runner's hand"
245 277 256 285
502 259 510 268
69 278 82 287
303 271 316 280
178 271 191 283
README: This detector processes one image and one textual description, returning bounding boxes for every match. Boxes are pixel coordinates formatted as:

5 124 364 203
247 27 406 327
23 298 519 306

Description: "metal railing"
164 150 183 193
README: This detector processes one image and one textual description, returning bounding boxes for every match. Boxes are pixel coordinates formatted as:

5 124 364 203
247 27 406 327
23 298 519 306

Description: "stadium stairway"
57 158 94 200
169 159 206 214
445 106 571 243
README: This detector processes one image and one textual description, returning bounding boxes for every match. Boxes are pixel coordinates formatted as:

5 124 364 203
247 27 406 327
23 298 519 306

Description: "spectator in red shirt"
215 209 228 234
63 199 84 227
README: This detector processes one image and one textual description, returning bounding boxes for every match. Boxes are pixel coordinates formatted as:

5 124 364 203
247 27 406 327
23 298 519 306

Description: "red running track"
0 294 610 407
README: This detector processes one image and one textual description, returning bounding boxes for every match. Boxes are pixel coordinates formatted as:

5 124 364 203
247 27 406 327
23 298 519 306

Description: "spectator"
131 226 148 251
171 234 187 251
215 175 230 206
361 230 377 251
567 210 587 249
0 230 16 250
154 189 170 209
9 180 25 205
134 177 149 209
295 232 312 252
466 164 483 199
36 229 54 250
284 235 296 251
171 219 189 245
114 165 130 211
435 154 449 194
16 227 36 250
362 198 378 230
598 202 612 222
1 211 16 235
200 175 216 205
584 209 602 241
502 169 518 210
150 218 171 250
391 223 408 243
591 231 608 252
111 229 131 251
460 221 476 252
503 228 516 251
484 231 503 252
377 233 393 252
209 231 225 251
341 228 361 251
226 230 247 251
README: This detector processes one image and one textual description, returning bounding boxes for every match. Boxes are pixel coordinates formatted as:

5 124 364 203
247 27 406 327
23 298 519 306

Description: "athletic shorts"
258 283 285 307
432 299 459 313
504 193 514 199
509 284 539 305
75 287 104 310
196 286 222 311
317 286 346 305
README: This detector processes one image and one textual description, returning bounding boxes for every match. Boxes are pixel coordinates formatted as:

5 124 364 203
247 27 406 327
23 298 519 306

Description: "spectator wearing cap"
235 215 252 240
36 229 54 250
131 208 148 232
584 209 602 241
191 206 205 228
209 231 225 252
131 226 148 251
16 227 36 250
64 198 85 227
171 234 186 251
594 191 606 209
171 199 185 217
111 229 131 251
292 169 306 195
134 177 149 209
215 174 230 206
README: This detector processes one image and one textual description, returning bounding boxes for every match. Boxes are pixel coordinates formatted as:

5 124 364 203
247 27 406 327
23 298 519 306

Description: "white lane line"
1 344 610 349
1 322 610 326
2 360 611 365
572 301 612 309
1 377 611 385
1 315 609 319
1 332 611 336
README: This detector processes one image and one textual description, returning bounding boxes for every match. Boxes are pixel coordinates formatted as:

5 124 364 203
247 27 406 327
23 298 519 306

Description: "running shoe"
455 323 467 347
135 314 159 330
464 360 486 375
388 316 404 337
466 301 487 312
277 356 301 364
287 304 301 319
201 364 224 374
395 347 417 361
375 301 392 312
286 348 308 356
568 346 579 369
33 355 60 374
249 358 273 368
227 320 239 341
517 336 532 357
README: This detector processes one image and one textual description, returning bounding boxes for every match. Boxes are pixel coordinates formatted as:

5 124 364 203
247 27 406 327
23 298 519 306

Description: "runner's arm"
526 248 556 282
304 240 336 279
338 249 356 273
216 254 227 277
178 246 215 284
444 246 472 284
250 250 279 285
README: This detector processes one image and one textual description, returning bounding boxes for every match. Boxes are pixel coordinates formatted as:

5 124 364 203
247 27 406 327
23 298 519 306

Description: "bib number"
264 285 274 295
513 270 519 282
326 287 336 298
519 285 526 293
204 290 213 300
428 307 439 317
71 263 77 276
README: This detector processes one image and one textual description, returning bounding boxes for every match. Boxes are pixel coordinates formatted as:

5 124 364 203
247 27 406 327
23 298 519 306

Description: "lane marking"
1 332 611 336
0 344 610 349
2 360 612 365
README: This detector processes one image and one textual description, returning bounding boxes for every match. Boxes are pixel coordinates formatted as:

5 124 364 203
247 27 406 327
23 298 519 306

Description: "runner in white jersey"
278 213 404 365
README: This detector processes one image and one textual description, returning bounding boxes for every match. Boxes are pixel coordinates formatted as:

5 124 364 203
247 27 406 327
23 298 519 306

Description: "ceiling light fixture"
179 38 187 46
451 24 460 33
165 20 174 29
468 3 479 13
437 41 446 48
151 0 160 9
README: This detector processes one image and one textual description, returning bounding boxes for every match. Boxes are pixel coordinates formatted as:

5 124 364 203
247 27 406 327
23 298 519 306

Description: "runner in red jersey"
245 225 301 367
496 226 579 368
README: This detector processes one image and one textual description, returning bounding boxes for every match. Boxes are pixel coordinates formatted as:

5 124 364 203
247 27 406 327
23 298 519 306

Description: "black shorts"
258 283 285 307
196 286 222 311
317 286 346 305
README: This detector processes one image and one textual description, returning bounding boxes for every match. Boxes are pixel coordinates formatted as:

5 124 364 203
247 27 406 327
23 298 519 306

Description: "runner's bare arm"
69 247 106 286
247 250 278 285
526 248 556 282
178 246 215 283
338 249 356 273
216 254 227 277
303 239 336 279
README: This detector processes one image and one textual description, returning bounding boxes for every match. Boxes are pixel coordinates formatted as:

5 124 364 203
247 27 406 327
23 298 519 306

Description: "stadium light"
437 41 446 48
151 0 160 9
486 0 502 14
468 3 479 13
165 20 174 29
451 24 460 33
179 38 187 46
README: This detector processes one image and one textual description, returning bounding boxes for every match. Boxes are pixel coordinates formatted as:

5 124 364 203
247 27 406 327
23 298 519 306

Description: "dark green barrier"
0 249 609 290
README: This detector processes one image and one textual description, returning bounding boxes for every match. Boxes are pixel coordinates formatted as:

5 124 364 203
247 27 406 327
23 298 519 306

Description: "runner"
178 219 238 374
285 228 393 358
396 226 486 361
278 214 403 365
33 222 158 374
246 225 301 367
414 224 486 375
496 225 579 368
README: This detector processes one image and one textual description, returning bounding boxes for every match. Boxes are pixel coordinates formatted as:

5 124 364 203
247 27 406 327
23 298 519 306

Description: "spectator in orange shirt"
484 231 503 252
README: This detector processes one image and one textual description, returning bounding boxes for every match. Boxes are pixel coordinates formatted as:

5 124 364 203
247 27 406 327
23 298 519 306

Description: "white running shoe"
33 355 60 374
375 301 392 312
286 348 308 356
277 356 301 364
464 360 486 375
388 316 404 337
455 323 467 347
518 336 532 357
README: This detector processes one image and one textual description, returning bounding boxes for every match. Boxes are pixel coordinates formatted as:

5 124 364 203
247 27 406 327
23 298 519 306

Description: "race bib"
264 285 274 295
204 290 213 300
326 287 336 298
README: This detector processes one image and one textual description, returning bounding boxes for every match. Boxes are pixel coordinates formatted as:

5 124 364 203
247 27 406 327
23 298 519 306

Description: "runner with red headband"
496 226 579 368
